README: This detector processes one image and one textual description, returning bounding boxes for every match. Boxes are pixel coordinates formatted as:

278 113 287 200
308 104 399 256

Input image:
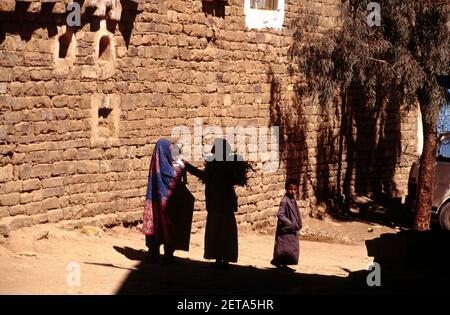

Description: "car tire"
439 203 450 231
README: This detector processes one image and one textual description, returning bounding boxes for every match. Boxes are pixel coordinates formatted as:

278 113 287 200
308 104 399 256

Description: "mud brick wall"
0 0 419 236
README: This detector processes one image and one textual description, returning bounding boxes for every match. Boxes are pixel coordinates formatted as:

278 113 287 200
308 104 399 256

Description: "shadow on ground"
112 231 449 295
113 246 146 261
362 230 450 294
114 255 355 295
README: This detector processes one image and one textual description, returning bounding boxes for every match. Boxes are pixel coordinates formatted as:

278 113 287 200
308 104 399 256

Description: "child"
271 178 302 272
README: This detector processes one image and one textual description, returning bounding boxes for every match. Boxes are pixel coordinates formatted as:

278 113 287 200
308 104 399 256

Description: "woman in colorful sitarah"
142 139 188 264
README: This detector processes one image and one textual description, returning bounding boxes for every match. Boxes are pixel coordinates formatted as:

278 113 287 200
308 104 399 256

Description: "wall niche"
54 26 77 72
94 20 117 79
90 94 121 148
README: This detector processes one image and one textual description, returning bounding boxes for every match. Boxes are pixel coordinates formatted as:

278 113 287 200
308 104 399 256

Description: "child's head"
285 178 299 198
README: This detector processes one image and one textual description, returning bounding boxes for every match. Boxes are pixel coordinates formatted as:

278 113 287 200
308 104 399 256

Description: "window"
250 0 278 11
244 0 284 30
202 1 227 18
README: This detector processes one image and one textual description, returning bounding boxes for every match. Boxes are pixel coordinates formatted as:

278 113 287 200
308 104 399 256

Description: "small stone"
19 251 37 257
80 226 103 238
36 231 49 240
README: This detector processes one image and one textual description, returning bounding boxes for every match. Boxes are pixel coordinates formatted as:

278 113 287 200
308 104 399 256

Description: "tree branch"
368 57 388 64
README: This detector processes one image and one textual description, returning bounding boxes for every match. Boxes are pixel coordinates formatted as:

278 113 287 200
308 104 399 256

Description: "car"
406 132 450 230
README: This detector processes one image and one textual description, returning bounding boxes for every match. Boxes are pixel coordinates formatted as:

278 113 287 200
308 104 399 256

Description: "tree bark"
415 118 437 231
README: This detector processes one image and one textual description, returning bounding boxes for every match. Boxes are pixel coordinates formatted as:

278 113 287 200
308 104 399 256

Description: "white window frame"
244 0 285 30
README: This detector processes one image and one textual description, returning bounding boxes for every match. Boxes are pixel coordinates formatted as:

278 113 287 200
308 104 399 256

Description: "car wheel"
439 203 450 231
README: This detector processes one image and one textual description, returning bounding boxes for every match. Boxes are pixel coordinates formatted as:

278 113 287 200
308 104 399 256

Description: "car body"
406 132 450 230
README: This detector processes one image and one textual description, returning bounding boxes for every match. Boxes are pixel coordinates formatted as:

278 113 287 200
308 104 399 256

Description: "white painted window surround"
244 0 285 30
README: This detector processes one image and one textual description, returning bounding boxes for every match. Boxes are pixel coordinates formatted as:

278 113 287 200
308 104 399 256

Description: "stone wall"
0 0 419 237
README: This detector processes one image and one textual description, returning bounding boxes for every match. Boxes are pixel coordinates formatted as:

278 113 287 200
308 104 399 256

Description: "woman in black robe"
184 139 252 269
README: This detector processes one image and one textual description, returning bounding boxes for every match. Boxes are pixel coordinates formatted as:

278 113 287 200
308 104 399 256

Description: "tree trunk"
415 119 437 231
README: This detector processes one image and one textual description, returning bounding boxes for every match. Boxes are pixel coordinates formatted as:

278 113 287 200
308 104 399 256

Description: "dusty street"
0 217 403 295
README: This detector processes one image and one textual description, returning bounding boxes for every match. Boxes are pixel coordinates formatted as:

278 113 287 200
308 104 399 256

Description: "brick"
0 193 21 206
53 162 77 176
69 205 83 220
32 214 48 225
21 191 42 204
81 67 98 79
4 111 22 124
41 178 63 189
0 130 8 146
0 164 14 182
47 209 64 223
8 204 25 216
144 46 178 59
14 122 32 136
0 68 12 82
51 95 68 108
0 51 18 67
183 24 208 37
62 145 80 159
77 161 100 174
0 0 15 12
68 121 86 132
30 164 54 179
22 179 41 192
110 159 129 172
19 165 33 180
0 181 22 194
42 187 65 199
42 197 59 210
9 215 33 230
17 142 49 153
24 201 43 216
23 52 52 67
22 82 46 96
30 70 53 81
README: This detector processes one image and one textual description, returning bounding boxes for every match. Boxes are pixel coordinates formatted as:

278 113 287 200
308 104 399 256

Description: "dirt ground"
0 217 399 295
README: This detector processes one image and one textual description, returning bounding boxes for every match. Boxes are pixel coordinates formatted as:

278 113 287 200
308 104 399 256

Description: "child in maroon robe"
271 178 302 272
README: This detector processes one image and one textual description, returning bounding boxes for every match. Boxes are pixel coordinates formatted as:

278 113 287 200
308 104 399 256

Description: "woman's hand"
175 158 186 170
